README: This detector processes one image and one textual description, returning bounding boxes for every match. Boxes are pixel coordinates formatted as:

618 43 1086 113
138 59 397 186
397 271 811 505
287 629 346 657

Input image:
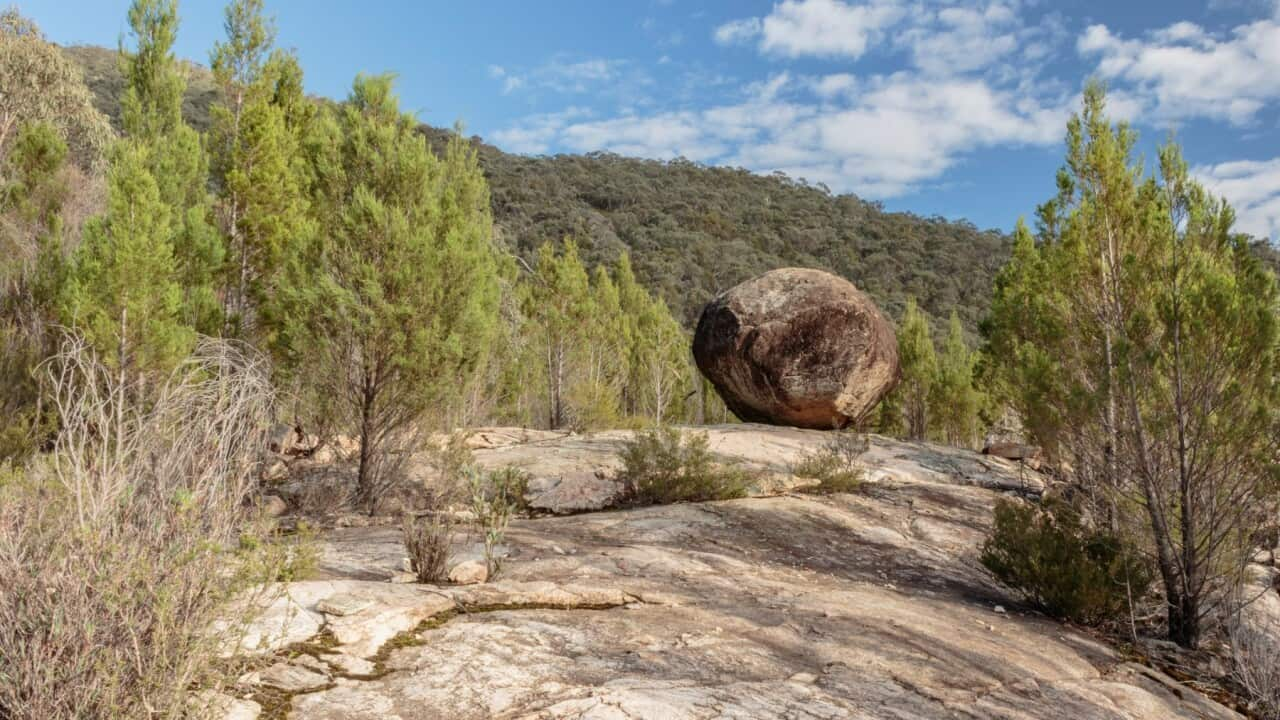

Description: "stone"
246 661 329 693
191 691 261 720
322 652 378 677
448 560 488 585
282 429 1236 720
693 268 899 429
262 459 290 482
258 494 288 518
316 592 374 617
267 424 300 455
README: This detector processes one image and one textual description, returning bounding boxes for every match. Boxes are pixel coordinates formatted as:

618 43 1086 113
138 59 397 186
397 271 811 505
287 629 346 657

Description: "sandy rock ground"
226 427 1243 719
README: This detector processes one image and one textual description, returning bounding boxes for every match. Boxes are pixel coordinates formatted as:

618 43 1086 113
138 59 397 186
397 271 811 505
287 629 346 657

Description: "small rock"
191 691 262 720
448 560 488 585
993 605 1006 614
316 593 374 617
789 672 818 684
401 557 413 573
389 571 418 584
258 494 288 517
262 459 289 482
322 653 377 676
246 662 329 693
291 653 332 675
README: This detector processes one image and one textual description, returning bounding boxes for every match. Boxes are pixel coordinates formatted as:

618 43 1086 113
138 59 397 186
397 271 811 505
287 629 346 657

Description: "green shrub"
620 426 753 504
980 498 1151 625
792 431 868 494
469 466 528 579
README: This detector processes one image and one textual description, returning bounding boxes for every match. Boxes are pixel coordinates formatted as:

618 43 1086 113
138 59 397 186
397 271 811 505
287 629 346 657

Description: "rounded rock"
693 268 899 429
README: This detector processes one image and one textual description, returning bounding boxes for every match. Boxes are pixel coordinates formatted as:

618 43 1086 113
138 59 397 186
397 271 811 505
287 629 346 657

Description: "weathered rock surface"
226 429 1242 719
693 268 899 429
457 424 1046 515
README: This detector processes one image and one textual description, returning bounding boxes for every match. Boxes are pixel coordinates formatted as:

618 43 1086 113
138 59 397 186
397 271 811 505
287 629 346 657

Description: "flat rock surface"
242 431 1242 719
448 424 1046 514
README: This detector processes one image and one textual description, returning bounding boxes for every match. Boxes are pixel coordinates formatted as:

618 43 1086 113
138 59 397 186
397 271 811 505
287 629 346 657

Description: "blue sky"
19 0 1280 238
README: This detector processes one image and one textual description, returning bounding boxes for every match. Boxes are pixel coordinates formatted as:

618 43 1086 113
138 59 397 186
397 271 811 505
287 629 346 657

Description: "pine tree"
894 298 938 441
984 83 1280 648
931 311 980 447
210 0 310 338
120 0 223 334
297 75 501 510
524 238 594 430
59 142 192 386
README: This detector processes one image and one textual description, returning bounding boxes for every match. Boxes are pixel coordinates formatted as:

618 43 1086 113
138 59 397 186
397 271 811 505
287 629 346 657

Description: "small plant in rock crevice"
402 513 457 584
468 466 528 580
792 431 868 494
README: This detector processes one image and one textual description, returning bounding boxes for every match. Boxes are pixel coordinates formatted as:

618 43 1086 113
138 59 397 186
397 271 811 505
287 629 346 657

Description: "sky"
17 0 1280 238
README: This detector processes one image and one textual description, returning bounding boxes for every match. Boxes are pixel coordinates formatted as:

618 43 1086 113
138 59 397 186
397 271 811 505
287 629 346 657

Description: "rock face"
693 268 899 429
225 429 1242 719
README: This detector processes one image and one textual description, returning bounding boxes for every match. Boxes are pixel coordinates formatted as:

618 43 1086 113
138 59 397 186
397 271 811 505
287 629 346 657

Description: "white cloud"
490 107 592 155
1198 157 1280 239
487 58 624 96
1078 18 1280 124
713 17 761 46
715 0 904 58
900 2 1021 76
495 73 1067 198
811 73 858 99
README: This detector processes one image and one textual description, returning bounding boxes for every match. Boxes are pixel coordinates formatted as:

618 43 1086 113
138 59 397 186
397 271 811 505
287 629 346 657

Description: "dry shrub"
792 431 868 494
402 513 457 583
620 426 753 505
0 334 290 720
1228 608 1280 717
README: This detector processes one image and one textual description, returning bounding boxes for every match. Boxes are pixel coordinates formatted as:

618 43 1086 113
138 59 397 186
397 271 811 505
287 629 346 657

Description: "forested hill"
64 44 1009 331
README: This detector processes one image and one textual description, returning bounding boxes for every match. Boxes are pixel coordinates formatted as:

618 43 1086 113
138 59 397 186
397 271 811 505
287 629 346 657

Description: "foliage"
59 141 193 384
1 123 76 461
931 311 983 447
883 297 937 440
1227 609 1280 718
982 83 1280 647
0 334 288 720
62 43 1024 339
468 466 527 579
981 498 1151 625
402 513 456 584
620 426 753 504
0 10 113 168
294 75 502 510
119 0 224 334
209 0 312 338
793 431 868 494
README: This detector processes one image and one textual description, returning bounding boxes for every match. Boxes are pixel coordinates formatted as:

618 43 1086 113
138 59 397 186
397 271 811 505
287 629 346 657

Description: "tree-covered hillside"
62 44 1011 333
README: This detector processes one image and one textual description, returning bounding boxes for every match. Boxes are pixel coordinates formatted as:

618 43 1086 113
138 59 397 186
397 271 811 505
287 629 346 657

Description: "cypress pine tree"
895 298 937 441
120 0 223 334
210 0 311 339
524 238 594 430
931 310 981 447
298 75 501 510
60 142 192 386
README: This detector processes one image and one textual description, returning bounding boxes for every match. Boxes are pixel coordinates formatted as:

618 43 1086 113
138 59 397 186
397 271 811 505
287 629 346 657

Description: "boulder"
693 268 899 429
448 560 489 585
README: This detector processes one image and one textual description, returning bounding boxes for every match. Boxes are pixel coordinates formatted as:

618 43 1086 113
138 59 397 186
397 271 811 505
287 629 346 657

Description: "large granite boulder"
693 268 899 429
